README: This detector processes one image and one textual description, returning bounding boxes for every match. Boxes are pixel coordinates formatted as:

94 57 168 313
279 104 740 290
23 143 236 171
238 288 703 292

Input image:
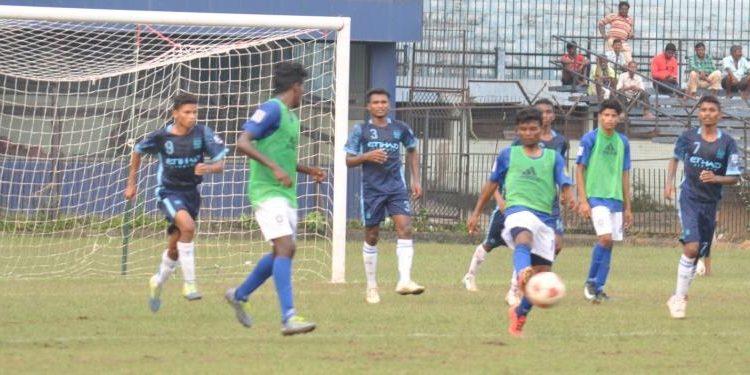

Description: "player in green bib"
468 107 574 337
224 62 326 336
575 99 633 303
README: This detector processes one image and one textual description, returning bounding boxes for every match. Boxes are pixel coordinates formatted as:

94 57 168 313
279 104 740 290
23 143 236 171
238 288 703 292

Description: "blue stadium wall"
0 1 422 220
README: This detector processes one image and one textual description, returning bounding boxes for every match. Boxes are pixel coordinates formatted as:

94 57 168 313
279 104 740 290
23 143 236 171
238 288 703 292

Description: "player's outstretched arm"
467 181 499 235
405 149 422 199
124 152 142 201
237 132 291 187
699 171 740 185
296 165 326 183
493 190 506 212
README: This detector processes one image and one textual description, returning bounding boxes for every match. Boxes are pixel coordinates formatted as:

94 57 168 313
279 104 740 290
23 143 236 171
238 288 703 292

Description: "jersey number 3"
369 129 378 140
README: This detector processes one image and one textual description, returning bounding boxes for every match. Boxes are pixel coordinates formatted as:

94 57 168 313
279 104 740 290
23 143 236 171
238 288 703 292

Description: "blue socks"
516 296 534 317
273 256 295 323
587 244 605 282
513 243 532 273
595 246 613 293
235 253 274 302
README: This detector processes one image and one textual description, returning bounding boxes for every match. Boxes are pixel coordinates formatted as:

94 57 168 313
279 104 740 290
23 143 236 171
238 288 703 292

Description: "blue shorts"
156 188 201 234
483 208 507 250
678 194 717 258
363 190 411 227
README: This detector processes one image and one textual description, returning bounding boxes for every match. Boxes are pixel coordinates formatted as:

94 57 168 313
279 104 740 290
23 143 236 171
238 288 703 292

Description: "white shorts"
255 197 298 242
591 206 624 241
501 211 556 262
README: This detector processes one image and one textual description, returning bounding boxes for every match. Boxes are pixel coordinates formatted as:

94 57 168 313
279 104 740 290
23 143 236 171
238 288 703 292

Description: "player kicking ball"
576 99 633 304
462 99 569 307
124 92 228 312
224 62 326 336
345 88 425 304
664 95 742 319
468 107 574 337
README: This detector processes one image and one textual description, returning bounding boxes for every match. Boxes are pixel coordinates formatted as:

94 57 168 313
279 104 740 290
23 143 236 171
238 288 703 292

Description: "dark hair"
534 98 555 108
273 62 308 95
566 42 577 49
665 43 677 52
366 88 391 102
516 107 542 125
612 38 623 45
697 95 722 111
600 99 623 115
618 1 630 8
173 92 198 110
730 45 742 54
694 42 705 49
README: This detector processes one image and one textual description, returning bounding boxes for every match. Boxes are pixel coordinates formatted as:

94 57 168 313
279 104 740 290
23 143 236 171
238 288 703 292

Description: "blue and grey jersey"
673 128 742 203
345 119 417 196
135 124 228 190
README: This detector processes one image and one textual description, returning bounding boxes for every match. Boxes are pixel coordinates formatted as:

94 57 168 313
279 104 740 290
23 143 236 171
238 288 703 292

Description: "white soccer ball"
525 272 566 308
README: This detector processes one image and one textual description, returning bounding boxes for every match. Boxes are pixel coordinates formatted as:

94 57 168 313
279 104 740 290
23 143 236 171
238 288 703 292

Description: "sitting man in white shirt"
616 61 655 120
721 45 750 98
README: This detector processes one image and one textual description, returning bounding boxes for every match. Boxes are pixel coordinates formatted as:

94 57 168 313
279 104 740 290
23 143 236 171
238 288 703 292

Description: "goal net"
0 6 350 281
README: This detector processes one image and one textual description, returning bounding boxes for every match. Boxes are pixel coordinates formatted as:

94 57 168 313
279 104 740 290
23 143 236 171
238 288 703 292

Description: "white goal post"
0 5 349 282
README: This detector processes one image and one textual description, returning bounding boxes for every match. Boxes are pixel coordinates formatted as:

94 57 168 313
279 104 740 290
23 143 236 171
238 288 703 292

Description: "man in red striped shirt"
598 2 634 63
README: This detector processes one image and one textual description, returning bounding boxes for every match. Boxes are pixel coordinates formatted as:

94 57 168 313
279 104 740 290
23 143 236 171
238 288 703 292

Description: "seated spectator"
605 39 627 77
617 61 655 119
721 45 750 98
561 42 589 88
588 56 616 99
651 43 680 95
687 42 721 97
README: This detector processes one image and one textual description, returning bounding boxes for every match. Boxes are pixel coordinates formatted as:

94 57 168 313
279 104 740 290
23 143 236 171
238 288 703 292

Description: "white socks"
675 254 696 297
155 250 177 285
468 244 488 275
363 242 378 289
177 241 196 284
510 270 518 290
396 239 414 284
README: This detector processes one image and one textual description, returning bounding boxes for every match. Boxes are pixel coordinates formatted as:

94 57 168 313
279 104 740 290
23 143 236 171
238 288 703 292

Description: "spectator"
561 42 589 88
616 61 655 119
589 56 616 100
598 1 634 62
721 45 750 98
605 39 627 77
687 42 721 97
651 43 680 95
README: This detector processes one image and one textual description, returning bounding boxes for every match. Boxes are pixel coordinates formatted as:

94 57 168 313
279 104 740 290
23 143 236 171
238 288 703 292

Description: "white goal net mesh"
0 16 338 279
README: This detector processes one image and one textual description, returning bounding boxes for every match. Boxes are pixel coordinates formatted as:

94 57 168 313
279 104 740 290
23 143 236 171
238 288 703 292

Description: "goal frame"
0 5 350 283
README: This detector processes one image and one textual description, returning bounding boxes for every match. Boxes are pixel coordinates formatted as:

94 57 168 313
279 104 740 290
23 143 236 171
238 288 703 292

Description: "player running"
576 99 633 304
224 62 326 336
665 95 742 319
345 88 425 304
468 107 574 337
124 92 228 312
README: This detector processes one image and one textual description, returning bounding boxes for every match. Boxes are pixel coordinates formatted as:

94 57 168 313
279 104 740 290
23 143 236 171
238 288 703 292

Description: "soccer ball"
525 272 566 308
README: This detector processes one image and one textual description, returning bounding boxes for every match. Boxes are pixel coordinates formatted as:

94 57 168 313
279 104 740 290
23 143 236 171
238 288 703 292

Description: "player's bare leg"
173 210 201 300
363 225 381 303
272 236 316 336
392 214 425 295
668 241 699 319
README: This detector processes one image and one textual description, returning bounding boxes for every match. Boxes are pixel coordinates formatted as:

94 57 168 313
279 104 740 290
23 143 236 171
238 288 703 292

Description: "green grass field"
2 242 750 374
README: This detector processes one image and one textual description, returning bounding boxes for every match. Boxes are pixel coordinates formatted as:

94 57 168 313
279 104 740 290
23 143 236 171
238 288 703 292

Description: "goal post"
0 5 349 282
